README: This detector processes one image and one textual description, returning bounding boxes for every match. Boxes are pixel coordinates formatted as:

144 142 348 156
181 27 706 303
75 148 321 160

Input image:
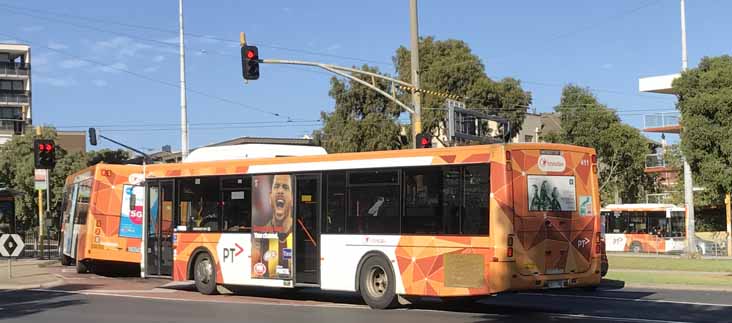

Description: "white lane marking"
522 292 732 308
558 313 692 323
29 288 367 310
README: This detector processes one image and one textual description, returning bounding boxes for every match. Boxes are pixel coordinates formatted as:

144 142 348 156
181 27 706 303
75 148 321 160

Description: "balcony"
645 152 678 173
0 63 30 78
0 91 30 106
644 112 681 133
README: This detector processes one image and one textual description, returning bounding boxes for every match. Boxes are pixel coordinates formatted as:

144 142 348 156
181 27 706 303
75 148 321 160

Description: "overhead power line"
0 32 296 119
0 2 394 68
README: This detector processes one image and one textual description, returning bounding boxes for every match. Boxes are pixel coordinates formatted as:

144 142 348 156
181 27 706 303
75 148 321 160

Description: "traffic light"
416 133 432 149
33 139 56 169
88 128 98 146
241 45 260 80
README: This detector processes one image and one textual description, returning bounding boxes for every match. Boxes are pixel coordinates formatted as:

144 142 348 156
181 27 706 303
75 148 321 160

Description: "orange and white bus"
141 143 602 308
60 164 145 273
601 204 687 254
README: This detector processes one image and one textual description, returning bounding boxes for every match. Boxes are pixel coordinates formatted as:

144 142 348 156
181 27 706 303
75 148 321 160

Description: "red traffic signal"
33 139 56 169
416 133 432 149
241 45 260 80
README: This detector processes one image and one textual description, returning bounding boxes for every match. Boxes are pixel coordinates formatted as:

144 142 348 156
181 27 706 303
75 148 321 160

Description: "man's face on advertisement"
270 175 292 223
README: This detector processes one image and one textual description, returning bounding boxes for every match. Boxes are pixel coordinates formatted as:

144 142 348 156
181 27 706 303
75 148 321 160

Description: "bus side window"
462 165 490 235
221 176 251 232
324 172 346 233
178 177 221 232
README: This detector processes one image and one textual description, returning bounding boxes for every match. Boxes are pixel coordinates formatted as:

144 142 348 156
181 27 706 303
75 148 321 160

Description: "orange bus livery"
139 143 603 308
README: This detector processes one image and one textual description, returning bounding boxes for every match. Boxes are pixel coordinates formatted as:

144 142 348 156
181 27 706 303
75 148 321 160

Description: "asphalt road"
1 285 731 323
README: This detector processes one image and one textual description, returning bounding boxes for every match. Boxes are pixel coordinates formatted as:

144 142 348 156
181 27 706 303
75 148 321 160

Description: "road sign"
34 169 48 190
0 234 25 257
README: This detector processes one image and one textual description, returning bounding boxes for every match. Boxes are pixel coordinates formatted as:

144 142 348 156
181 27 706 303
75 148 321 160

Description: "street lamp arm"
98 135 152 164
319 65 415 115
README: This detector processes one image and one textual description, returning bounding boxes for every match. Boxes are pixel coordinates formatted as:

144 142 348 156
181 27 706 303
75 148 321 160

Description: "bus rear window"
527 175 576 212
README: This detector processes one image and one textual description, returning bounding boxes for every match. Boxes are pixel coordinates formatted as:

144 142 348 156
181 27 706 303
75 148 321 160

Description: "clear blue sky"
1 0 730 152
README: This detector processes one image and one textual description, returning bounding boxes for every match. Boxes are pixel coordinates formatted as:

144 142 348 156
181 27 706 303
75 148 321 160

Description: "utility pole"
179 0 189 160
409 0 422 147
725 193 731 257
679 0 696 256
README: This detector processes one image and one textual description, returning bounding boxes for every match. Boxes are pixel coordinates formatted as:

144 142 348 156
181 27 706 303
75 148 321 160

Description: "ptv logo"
222 243 244 263
576 237 590 249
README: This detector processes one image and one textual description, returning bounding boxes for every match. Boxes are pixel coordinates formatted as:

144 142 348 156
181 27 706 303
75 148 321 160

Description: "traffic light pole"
259 59 416 115
34 127 44 259
409 0 422 148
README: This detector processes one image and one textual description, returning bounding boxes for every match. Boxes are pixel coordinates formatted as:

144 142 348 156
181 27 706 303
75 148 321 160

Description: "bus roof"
145 142 595 179
602 203 685 212
183 144 327 163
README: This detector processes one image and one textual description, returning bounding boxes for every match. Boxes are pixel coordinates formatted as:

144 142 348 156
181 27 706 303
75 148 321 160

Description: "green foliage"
86 149 130 166
318 37 532 151
548 85 656 204
673 55 732 201
318 65 405 153
0 128 87 231
394 37 532 139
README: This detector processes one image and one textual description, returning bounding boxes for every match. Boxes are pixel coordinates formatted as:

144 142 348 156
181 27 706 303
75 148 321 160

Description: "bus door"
513 149 595 276
62 184 80 258
146 180 175 276
294 174 320 285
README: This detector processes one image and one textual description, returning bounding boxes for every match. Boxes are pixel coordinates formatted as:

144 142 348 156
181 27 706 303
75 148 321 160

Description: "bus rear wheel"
194 253 218 295
359 256 397 309
76 260 91 274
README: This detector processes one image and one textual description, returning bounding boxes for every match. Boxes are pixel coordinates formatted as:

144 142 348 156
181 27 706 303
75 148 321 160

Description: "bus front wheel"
194 253 218 295
358 255 397 309
61 254 73 266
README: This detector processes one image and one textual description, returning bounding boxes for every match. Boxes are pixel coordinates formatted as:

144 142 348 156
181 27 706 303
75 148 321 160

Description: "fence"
19 230 60 259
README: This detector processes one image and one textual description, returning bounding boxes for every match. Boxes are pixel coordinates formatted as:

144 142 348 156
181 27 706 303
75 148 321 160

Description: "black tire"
601 261 609 277
61 254 73 266
630 242 643 253
194 253 218 295
76 259 90 274
358 255 398 309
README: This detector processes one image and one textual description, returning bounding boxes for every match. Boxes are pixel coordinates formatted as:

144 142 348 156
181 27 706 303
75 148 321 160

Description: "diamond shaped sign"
0 234 25 257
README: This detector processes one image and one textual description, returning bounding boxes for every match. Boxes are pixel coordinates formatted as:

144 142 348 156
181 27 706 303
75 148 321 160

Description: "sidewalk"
0 258 65 290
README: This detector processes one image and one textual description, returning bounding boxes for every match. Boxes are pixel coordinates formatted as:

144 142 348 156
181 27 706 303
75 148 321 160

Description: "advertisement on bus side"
119 185 145 238
251 174 294 280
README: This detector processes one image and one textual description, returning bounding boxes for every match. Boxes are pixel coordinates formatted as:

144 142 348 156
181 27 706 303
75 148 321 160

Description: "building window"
524 135 534 143
0 53 8 62
0 80 11 91
221 176 251 232
0 108 21 119
177 177 220 232
11 80 23 91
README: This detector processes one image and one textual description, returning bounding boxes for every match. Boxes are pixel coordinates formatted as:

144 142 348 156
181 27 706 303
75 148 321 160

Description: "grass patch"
608 255 732 272
606 271 732 287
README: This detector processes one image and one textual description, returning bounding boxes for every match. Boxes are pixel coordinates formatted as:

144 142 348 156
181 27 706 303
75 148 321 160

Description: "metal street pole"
179 0 189 160
725 193 732 256
679 0 696 256
35 127 44 259
409 0 422 148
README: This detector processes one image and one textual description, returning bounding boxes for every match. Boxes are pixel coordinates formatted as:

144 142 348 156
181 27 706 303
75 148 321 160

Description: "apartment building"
0 43 31 145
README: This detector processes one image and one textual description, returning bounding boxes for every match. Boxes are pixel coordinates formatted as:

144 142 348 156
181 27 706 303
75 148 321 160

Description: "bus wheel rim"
196 258 212 284
366 265 388 298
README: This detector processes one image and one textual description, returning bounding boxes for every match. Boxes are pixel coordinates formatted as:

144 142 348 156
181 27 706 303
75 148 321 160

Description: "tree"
673 55 732 201
318 65 405 153
394 37 531 139
0 128 87 232
546 85 657 203
87 149 130 166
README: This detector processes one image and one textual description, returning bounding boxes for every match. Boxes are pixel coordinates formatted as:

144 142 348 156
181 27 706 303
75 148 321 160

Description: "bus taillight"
507 234 514 257
505 151 512 171
595 232 602 254
591 154 598 173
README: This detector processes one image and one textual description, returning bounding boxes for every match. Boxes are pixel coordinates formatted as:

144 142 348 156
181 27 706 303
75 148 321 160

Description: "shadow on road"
0 289 86 320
